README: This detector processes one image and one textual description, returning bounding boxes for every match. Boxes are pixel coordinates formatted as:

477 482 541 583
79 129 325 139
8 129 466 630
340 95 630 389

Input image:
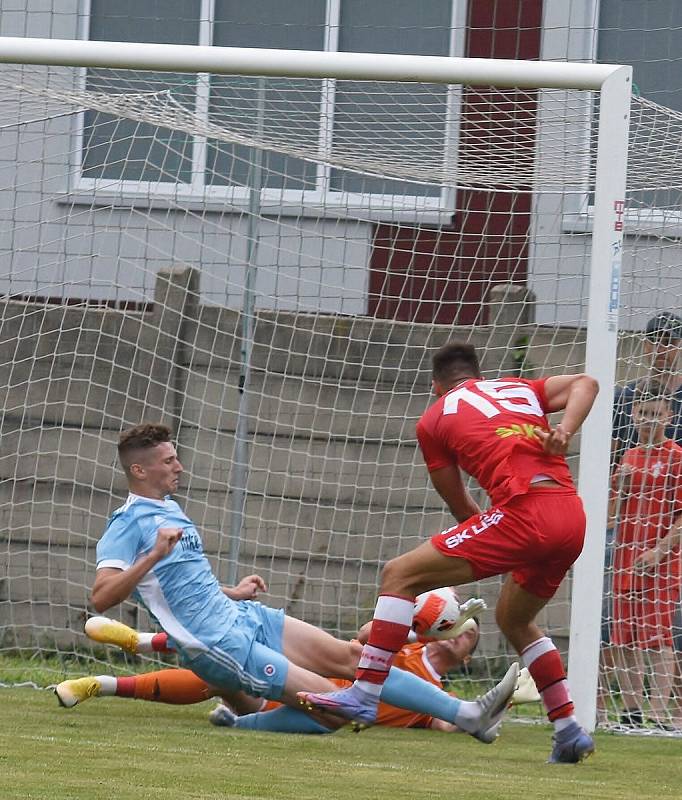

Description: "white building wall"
0 2 373 313
534 0 682 331
1 1 680 326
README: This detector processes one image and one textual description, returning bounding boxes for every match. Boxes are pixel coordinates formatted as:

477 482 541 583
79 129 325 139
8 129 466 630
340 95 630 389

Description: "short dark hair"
432 341 481 388
118 423 172 471
645 312 682 342
632 380 672 407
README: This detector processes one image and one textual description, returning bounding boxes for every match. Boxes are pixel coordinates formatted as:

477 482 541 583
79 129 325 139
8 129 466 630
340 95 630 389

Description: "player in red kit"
300 341 599 763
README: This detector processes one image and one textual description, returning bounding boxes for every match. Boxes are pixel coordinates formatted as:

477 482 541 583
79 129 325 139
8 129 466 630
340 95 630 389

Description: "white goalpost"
0 36 636 734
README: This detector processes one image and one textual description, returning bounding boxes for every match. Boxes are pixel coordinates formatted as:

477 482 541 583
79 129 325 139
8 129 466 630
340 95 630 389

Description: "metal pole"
568 65 632 732
0 36 622 90
227 77 265 585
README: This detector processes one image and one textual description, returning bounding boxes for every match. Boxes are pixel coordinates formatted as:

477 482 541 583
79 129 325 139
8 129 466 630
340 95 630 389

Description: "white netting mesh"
2 65 682 194
0 65 597 192
0 50 680 736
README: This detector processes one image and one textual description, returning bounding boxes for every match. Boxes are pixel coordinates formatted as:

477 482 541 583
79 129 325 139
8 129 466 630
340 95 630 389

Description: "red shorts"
430 488 585 599
610 591 680 649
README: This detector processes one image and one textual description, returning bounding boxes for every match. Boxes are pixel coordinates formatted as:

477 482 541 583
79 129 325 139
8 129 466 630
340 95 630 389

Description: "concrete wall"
0 268 600 666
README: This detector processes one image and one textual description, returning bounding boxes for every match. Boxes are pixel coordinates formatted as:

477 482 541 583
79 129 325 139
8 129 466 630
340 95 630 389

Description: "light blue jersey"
96 494 239 655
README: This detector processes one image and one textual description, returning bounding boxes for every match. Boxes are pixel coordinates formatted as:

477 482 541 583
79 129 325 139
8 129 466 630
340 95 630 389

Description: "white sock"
135 633 156 653
452 699 482 734
554 715 577 733
95 675 117 696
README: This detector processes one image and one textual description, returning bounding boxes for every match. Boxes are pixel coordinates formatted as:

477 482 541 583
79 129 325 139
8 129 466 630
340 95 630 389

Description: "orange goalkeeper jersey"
372 641 445 728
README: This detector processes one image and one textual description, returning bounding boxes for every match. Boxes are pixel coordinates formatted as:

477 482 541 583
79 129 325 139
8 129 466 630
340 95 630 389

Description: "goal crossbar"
0 36 624 90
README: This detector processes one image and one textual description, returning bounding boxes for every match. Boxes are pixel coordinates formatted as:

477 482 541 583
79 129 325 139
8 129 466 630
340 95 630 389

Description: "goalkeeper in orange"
56 588 538 735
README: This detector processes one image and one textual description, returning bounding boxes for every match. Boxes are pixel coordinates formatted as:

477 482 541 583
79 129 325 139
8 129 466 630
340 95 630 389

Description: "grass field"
2 687 682 800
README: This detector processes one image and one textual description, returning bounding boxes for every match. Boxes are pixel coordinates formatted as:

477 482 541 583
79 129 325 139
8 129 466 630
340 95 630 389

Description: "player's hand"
152 527 183 559
535 423 571 455
613 463 634 492
437 597 487 640
355 621 372 644
229 574 267 601
633 547 662 575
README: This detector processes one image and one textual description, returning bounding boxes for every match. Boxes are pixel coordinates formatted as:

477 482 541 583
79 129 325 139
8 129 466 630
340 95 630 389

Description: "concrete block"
0 424 124 490
179 427 430 507
178 367 430 441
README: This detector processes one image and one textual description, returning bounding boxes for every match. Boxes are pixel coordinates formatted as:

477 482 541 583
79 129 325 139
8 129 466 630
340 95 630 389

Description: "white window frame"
69 0 468 222
557 0 682 238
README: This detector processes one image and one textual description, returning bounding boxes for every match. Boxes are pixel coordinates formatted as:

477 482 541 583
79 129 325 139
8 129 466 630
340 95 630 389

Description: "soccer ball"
412 586 461 641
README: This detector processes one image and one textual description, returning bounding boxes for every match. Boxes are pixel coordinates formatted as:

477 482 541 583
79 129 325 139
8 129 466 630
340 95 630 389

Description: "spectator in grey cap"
612 312 682 463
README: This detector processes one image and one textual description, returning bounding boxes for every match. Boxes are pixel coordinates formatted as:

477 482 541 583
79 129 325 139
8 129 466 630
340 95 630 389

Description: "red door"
368 0 542 325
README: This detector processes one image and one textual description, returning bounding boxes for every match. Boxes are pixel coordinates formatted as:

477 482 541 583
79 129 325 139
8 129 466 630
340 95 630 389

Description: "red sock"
151 633 171 652
522 637 574 722
355 594 414 696
115 676 137 698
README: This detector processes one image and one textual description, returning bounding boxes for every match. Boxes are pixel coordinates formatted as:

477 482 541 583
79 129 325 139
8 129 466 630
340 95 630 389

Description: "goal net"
0 44 677 735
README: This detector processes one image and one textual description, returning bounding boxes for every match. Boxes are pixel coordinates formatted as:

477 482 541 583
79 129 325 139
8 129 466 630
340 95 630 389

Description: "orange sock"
126 669 215 704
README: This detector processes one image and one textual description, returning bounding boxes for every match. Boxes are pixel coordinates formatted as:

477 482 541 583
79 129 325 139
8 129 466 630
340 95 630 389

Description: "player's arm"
428 464 481 522
607 493 618 528
608 461 634 527
221 574 267 601
416 420 478 522
610 386 632 467
636 511 682 571
535 374 599 455
661 514 682 553
91 527 182 612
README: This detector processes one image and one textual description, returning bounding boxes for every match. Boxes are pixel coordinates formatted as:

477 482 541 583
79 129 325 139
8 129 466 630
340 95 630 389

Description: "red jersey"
417 377 575 506
612 439 682 594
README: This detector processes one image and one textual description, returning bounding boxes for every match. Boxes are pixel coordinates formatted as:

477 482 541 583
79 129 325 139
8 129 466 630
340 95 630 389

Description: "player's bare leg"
647 646 677 728
380 541 478 596
671 659 682 726
495 575 594 763
613 645 644 725
281 615 361 680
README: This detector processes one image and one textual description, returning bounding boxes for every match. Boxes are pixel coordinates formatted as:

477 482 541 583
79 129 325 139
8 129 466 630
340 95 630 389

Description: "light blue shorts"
180 601 288 700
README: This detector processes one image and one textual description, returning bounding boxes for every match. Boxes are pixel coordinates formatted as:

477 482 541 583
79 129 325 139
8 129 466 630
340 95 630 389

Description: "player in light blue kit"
88 423 518 737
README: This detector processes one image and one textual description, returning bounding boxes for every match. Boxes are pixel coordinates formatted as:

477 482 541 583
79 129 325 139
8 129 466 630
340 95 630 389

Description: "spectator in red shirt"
610 381 682 730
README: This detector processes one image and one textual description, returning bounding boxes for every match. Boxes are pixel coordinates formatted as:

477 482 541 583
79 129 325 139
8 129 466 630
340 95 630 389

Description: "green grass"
2 688 681 800
0 651 173 687
0 652 547 724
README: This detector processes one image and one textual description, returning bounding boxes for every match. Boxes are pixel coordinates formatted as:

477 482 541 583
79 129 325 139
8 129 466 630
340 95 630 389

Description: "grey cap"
645 312 682 341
